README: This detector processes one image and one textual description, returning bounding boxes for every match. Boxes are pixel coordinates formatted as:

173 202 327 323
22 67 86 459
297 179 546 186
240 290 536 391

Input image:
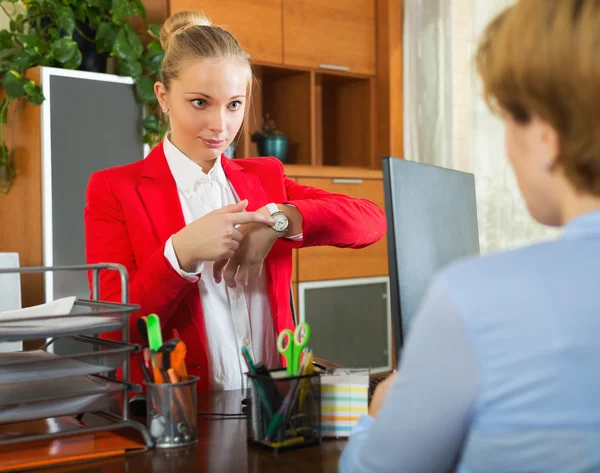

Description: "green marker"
146 314 163 352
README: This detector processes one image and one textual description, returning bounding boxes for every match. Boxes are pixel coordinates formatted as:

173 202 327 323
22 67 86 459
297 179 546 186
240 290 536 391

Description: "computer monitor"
383 157 480 352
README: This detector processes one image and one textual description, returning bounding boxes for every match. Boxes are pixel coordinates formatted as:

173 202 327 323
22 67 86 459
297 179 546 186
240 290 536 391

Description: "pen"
241 347 274 419
266 386 294 440
136 316 149 346
140 361 153 383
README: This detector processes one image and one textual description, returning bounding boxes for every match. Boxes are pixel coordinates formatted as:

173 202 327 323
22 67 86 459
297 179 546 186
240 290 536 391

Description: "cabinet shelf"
237 63 375 170
316 73 374 168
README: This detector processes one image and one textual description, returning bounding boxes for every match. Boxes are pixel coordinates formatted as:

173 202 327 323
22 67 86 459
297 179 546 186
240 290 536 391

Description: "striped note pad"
320 371 369 438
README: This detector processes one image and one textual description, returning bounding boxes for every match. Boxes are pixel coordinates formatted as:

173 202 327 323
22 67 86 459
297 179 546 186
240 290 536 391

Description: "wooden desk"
42 390 347 473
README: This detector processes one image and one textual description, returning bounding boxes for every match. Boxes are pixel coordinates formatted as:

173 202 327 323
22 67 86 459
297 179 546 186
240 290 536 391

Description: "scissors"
277 322 311 376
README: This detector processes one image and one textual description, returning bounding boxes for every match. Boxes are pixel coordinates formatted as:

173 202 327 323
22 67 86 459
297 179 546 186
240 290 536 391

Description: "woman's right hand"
171 200 274 273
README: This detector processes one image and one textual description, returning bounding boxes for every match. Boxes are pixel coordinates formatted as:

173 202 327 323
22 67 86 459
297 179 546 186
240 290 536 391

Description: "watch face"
273 213 289 232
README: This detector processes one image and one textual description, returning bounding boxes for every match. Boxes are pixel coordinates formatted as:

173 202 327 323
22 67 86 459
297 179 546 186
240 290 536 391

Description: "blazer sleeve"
277 162 387 249
84 171 196 342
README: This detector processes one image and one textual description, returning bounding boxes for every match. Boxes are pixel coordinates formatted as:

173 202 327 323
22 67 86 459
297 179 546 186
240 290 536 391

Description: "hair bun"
160 11 212 49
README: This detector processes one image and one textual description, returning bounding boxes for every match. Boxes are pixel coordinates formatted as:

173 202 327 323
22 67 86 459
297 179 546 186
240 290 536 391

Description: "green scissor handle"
277 322 311 376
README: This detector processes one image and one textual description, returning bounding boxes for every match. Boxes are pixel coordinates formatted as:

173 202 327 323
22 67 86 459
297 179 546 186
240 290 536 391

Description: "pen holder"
145 376 198 449
246 368 321 452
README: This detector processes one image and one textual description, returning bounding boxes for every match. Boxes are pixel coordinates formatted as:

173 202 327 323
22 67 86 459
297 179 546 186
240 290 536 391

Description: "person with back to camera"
339 0 600 472
84 11 386 392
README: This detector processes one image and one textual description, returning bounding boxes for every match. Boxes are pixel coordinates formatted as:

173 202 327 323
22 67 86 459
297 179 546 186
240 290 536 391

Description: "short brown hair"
475 0 600 196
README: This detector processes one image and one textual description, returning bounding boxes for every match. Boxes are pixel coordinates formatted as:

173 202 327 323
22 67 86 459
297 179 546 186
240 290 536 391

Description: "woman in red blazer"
85 11 386 392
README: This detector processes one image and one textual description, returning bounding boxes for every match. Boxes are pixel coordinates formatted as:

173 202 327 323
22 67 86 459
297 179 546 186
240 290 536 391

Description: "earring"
163 108 169 113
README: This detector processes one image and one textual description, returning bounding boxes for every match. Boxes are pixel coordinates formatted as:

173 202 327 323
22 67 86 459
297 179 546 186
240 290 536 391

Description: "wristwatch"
266 203 289 238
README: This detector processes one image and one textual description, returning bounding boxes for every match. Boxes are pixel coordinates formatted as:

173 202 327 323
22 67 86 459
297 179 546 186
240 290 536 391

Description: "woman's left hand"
369 372 397 418
213 212 277 287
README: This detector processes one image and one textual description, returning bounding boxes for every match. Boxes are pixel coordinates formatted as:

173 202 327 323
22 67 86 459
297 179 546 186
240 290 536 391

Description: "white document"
0 296 76 321
0 252 22 352
0 297 122 342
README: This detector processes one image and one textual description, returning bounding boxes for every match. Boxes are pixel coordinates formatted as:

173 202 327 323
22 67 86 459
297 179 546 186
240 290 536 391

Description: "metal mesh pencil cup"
246 368 321 452
145 376 198 449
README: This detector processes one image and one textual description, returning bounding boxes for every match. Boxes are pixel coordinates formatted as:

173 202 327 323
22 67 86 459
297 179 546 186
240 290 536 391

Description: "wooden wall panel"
0 67 43 312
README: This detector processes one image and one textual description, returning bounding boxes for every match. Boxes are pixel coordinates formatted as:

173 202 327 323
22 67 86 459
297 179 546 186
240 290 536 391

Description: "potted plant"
0 0 168 194
251 113 288 163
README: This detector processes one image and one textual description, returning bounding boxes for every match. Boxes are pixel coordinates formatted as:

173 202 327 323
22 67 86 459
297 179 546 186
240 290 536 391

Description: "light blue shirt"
340 209 600 473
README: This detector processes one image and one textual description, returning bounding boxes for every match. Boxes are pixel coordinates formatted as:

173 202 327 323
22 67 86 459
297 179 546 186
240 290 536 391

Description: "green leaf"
51 37 80 64
112 27 133 60
116 58 142 78
9 15 26 34
111 0 138 23
0 49 15 63
41 51 55 66
135 75 156 103
0 30 14 49
124 23 143 57
1 143 8 161
147 23 160 40
142 113 161 133
132 0 147 21
23 81 45 105
0 99 8 124
62 49 83 69
2 71 27 99
142 40 163 76
57 6 76 35
87 0 108 8
48 27 62 39
12 48 39 70
95 22 116 53
16 33 40 49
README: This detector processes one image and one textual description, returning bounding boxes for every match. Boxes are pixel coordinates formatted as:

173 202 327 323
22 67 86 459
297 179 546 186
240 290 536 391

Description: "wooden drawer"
283 0 376 75
295 177 388 282
169 0 283 64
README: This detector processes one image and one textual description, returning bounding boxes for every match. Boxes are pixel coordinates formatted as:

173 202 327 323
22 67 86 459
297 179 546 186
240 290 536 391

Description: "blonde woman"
340 0 600 472
84 11 386 392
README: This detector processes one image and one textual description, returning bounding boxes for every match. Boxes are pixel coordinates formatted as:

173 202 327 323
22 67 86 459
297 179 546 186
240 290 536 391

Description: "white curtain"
403 0 453 169
404 0 557 253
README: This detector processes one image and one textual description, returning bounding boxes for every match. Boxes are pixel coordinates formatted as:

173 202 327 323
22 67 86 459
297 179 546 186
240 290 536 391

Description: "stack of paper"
0 297 122 342
320 370 369 438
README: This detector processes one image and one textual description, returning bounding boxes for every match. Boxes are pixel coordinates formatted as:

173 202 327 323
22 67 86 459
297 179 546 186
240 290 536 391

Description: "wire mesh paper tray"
0 336 135 384
0 299 138 342
0 264 153 448
0 375 127 424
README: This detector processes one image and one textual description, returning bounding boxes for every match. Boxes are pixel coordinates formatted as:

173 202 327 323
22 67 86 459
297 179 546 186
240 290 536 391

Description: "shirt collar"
561 208 600 240
163 134 228 199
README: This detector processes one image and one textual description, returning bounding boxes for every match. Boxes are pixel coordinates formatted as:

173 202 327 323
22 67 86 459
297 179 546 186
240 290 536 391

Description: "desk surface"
43 390 347 473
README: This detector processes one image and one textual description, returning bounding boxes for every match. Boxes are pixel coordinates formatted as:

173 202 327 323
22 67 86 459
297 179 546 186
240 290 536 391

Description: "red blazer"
85 143 386 391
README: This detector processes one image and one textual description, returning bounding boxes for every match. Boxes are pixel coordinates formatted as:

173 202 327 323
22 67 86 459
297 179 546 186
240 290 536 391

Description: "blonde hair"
159 11 252 91
475 0 600 196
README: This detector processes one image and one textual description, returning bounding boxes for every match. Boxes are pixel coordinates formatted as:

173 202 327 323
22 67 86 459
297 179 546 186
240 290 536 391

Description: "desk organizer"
246 368 321 452
0 264 153 448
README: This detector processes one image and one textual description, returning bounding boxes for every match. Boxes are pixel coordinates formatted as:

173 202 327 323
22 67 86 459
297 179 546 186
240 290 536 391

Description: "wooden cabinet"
283 0 376 75
169 0 283 64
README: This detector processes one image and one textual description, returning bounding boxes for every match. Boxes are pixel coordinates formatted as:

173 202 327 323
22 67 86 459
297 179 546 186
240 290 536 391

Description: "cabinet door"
169 0 283 64
283 0 376 75
296 178 388 281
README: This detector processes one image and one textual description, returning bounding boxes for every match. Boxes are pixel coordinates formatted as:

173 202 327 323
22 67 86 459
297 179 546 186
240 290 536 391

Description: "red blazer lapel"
222 156 270 211
137 143 187 244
